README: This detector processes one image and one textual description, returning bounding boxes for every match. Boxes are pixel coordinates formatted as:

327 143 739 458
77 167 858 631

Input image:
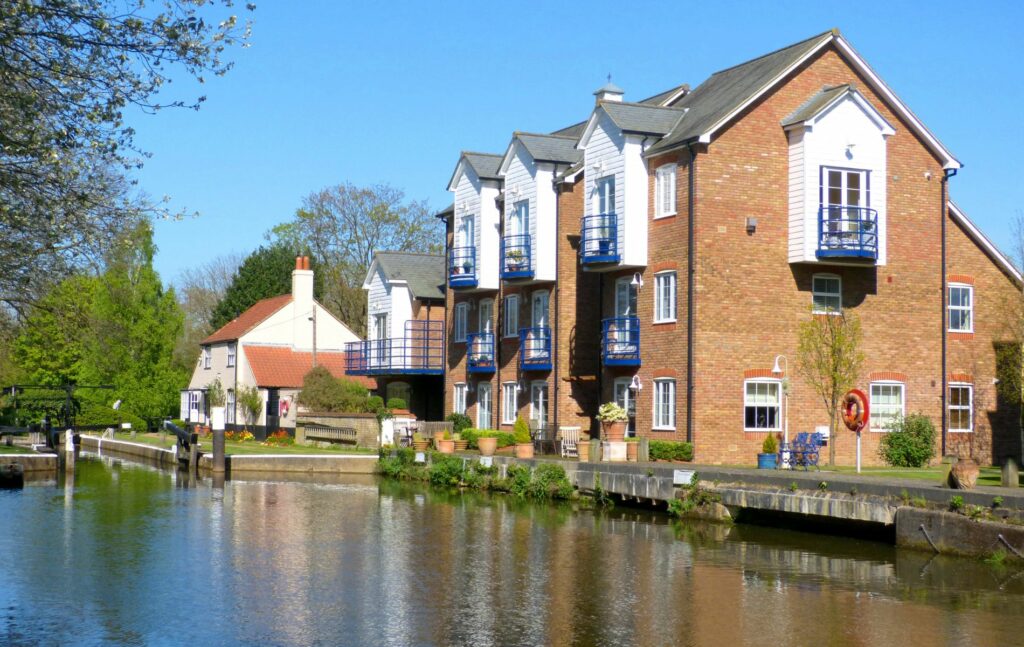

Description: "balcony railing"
500 234 533 279
345 320 444 375
519 326 552 371
467 331 495 373
580 214 619 264
449 246 478 288
817 205 878 260
601 316 640 366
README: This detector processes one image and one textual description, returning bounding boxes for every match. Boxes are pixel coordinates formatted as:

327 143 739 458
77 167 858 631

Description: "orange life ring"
842 389 869 432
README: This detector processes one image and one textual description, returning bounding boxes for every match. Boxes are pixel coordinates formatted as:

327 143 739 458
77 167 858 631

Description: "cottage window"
453 383 467 415
503 295 519 338
655 164 677 218
948 384 973 433
653 378 676 430
202 347 211 369
744 380 781 431
869 382 904 431
502 382 517 425
812 274 842 314
948 284 973 333
477 383 492 428
454 303 469 342
654 271 677 322
226 344 236 368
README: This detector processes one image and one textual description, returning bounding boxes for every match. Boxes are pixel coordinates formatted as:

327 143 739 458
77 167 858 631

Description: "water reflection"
0 454 1022 646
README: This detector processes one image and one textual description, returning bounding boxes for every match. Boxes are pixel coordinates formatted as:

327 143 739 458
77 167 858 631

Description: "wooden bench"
305 424 358 445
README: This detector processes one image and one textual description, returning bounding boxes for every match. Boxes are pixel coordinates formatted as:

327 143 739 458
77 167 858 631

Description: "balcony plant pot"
601 421 626 443
478 436 498 457
438 439 455 454
757 453 778 469
515 442 534 459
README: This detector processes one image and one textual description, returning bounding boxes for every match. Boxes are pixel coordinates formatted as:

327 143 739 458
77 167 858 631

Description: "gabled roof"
202 294 293 344
369 251 445 300
516 133 581 165
645 29 961 169
781 83 894 135
948 202 1022 285
578 102 687 149
447 151 503 191
244 345 376 390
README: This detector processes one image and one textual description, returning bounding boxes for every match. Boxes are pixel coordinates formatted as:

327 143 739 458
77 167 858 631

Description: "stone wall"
297 413 380 449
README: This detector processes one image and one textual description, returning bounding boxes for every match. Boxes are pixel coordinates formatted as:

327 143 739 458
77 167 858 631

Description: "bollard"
212 428 225 474
188 432 199 476
638 437 650 463
1003 458 1020 488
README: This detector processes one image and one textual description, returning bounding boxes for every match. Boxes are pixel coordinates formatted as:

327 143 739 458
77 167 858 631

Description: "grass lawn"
828 465 1019 487
103 432 376 456
0 443 40 455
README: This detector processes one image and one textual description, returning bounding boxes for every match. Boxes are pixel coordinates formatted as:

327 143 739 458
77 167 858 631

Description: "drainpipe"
553 175 561 437
686 142 699 445
940 167 957 456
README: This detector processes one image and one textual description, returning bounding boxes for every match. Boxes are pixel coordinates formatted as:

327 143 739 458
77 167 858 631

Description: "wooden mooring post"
188 432 199 476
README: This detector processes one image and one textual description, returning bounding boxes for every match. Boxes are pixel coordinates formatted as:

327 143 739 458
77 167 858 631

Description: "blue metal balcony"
500 234 533 280
519 326 552 371
449 246 478 288
817 206 878 260
467 331 495 373
580 214 619 264
601 317 640 366
345 321 444 375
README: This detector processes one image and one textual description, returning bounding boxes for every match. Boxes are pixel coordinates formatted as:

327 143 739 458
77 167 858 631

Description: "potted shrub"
513 416 533 459
578 431 591 462
437 431 455 454
453 432 468 452
412 432 430 452
597 402 628 443
477 430 498 457
506 249 526 272
758 433 778 469
625 435 638 462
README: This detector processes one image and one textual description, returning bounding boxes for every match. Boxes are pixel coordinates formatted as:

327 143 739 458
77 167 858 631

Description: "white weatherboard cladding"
503 142 557 281
453 167 500 290
366 266 390 332
389 284 412 339
788 94 891 265
584 112 625 222
623 135 649 267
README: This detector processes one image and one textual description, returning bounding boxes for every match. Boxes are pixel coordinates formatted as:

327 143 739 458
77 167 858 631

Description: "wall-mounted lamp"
517 379 526 393
592 160 605 174
745 217 758 234
630 272 644 290
629 375 642 392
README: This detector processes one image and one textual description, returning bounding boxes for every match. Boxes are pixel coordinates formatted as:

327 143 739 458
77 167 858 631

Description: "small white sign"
673 470 696 486
479 456 493 468
121 422 131 429
414 451 426 464
816 425 830 439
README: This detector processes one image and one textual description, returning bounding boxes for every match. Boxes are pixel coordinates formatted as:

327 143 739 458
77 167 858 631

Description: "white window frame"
479 298 494 334
530 380 548 429
226 344 236 368
613 377 637 436
811 274 842 315
593 175 616 215
655 163 677 218
477 383 492 429
226 389 236 424
501 382 518 425
453 302 469 342
948 383 973 433
948 284 974 333
823 167 869 210
503 294 519 339
744 379 782 432
653 378 676 430
202 346 211 370
453 383 467 415
654 271 677 323
869 382 905 432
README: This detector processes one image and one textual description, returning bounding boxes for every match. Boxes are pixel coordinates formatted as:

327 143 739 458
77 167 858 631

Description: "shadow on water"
2 454 1023 646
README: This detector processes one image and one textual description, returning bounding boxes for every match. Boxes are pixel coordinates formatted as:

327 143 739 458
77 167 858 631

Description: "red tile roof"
202 294 293 344
243 345 376 390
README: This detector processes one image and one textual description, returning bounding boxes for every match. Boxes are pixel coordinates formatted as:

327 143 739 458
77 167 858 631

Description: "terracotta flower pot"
626 442 638 462
454 439 468 452
951 457 980 489
515 443 534 459
438 439 455 454
602 421 626 443
578 441 590 462
412 440 429 451
478 437 498 456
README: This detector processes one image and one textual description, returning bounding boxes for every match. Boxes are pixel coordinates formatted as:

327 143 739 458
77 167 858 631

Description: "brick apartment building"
439 29 1022 466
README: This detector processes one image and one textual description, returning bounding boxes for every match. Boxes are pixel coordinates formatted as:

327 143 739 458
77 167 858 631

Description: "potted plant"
597 402 628 443
437 431 455 454
758 433 778 469
513 416 533 459
412 432 430 452
477 430 498 457
453 432 468 452
625 435 639 462
506 249 526 271
463 260 473 275
578 431 591 462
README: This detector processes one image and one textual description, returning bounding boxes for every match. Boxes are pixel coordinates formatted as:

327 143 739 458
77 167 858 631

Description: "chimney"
594 80 624 105
292 255 314 309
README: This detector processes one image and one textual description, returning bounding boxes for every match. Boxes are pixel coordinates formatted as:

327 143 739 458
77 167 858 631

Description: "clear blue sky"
133 0 1024 285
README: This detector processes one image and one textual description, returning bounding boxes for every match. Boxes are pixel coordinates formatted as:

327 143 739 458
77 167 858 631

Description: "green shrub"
298 366 371 413
75 402 147 431
463 428 515 449
366 395 385 412
528 463 573 500
761 433 778 455
446 412 472 434
428 453 465 487
505 463 532 498
649 440 693 462
386 397 407 410
878 413 935 468
950 495 964 511
206 378 226 408
513 416 531 444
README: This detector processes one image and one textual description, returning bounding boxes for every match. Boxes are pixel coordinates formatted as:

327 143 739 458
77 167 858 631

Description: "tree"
297 366 370 413
237 385 262 427
995 212 1024 463
209 244 323 331
0 1 253 310
173 253 242 369
796 310 865 466
12 274 98 386
270 183 442 335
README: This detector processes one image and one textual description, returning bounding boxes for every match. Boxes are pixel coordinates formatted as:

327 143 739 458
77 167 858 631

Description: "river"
1 453 1022 646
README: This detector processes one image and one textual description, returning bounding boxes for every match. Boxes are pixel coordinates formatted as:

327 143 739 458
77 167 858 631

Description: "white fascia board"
947 202 1022 284
662 85 690 106
446 158 467 192
361 258 379 290
833 36 960 170
497 139 518 177
784 88 896 137
576 108 606 150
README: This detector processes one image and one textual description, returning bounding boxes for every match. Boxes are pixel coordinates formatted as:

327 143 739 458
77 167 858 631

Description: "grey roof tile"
600 101 687 135
463 152 503 181
375 252 446 300
781 84 851 126
515 133 582 164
